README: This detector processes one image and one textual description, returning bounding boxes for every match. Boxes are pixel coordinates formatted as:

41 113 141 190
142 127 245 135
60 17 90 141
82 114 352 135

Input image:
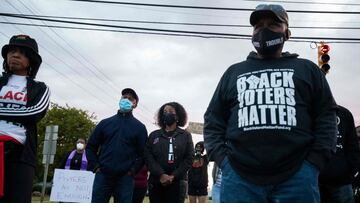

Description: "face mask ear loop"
26 66 32 77
285 29 291 40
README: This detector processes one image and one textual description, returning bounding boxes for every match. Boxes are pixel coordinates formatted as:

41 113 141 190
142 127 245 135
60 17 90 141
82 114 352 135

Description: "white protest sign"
50 169 95 203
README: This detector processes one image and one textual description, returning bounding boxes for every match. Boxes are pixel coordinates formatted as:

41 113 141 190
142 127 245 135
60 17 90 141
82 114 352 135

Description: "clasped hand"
160 174 174 186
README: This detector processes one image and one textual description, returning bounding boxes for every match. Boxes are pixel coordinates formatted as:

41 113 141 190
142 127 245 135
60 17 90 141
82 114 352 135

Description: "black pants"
132 187 147 203
149 180 181 203
320 184 355 203
0 142 34 203
179 180 187 203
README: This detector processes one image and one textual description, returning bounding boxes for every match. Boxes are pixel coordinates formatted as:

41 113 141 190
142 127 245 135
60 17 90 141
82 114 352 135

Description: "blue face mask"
119 98 133 112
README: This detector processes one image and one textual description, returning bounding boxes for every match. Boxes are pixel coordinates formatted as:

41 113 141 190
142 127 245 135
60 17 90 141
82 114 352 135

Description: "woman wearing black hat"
0 35 50 203
145 102 194 203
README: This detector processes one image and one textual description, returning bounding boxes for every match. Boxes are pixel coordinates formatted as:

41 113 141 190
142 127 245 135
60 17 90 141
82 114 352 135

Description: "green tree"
35 103 97 182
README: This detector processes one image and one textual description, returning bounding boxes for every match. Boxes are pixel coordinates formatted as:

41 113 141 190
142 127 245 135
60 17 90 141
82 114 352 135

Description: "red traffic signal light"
318 43 330 73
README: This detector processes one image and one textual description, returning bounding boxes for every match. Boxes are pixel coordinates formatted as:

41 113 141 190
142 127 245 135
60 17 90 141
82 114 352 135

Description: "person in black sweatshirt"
204 4 337 203
86 88 148 203
0 35 50 203
319 105 360 203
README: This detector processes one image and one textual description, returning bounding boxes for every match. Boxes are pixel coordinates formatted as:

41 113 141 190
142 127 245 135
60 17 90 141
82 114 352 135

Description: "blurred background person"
319 106 360 203
318 63 360 203
188 141 208 203
132 165 148 203
353 125 360 201
58 139 89 203
59 138 89 171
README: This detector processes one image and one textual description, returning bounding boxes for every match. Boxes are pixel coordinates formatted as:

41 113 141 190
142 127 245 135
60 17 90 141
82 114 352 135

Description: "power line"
18 1 159 119
1 13 359 41
43 62 114 107
1 21 360 44
2 1 137 116
8 1 157 124
17 0 127 99
69 0 360 14
0 27 113 107
14 1 120 94
3 2 121 104
8 13 360 30
3 2 156 123
12 12 191 122
0 21 246 39
17 0 120 91
242 0 360 6
1 22 156 124
0 13 252 37
118 4 241 20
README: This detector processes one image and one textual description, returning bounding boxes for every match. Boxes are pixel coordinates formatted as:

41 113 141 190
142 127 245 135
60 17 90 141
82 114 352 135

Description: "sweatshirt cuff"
214 154 226 169
92 164 101 173
128 167 136 176
152 168 165 177
306 151 330 171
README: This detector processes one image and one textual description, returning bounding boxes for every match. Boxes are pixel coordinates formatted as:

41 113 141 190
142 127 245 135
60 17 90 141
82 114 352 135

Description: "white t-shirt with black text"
0 75 28 144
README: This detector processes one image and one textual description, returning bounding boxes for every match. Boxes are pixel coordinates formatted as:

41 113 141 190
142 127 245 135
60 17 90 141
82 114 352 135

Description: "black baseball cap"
122 88 139 102
250 4 289 26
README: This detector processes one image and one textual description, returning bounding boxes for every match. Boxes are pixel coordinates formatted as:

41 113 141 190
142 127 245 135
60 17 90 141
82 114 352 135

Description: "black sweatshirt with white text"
204 52 337 185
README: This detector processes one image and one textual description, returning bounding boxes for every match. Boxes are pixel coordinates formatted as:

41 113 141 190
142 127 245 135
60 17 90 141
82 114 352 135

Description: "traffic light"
317 42 330 73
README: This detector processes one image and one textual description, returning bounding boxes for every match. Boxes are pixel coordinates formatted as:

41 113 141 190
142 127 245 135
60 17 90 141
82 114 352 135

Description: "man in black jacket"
204 4 337 203
87 88 147 203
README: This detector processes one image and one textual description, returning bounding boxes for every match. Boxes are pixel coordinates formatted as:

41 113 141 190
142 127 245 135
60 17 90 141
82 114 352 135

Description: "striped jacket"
0 73 50 166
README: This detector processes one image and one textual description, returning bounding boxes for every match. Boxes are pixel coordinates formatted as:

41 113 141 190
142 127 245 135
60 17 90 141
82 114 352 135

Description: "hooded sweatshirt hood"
247 51 299 60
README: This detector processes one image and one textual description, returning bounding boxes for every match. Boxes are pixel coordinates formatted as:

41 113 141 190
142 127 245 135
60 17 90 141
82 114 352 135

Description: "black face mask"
252 27 285 57
163 113 176 126
195 148 203 156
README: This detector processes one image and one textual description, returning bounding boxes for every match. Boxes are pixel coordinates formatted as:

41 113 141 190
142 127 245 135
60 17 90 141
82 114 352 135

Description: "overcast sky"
1 0 360 134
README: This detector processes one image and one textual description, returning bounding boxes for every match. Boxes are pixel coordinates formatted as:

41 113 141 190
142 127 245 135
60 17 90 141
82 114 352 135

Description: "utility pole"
40 125 58 203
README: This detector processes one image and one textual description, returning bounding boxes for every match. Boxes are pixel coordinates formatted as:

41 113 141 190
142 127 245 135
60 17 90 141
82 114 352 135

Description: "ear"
285 29 291 40
132 100 138 109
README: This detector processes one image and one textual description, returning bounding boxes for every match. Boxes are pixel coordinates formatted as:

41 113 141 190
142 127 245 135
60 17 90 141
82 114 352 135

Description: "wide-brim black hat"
2 35 42 76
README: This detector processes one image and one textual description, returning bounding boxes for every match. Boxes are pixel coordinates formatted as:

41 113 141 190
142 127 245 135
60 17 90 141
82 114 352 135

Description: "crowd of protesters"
1 3 360 203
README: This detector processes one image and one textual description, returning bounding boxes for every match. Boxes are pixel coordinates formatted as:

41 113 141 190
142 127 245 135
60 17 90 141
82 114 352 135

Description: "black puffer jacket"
145 127 194 182
0 73 50 166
